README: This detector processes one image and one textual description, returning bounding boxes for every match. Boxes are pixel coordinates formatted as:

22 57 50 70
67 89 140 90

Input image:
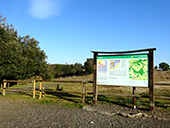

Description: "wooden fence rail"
42 80 83 83
4 80 33 83
154 83 170 86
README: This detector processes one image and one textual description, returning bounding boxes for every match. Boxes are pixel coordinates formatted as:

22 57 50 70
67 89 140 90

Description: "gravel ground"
0 97 170 128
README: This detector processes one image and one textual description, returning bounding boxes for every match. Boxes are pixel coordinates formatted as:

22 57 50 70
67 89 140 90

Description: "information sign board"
97 54 148 87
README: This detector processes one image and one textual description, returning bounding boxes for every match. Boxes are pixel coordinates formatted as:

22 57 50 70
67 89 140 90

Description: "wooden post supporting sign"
133 87 136 109
149 50 154 110
93 52 98 104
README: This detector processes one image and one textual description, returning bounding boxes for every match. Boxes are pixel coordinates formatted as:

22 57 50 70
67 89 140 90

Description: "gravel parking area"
0 96 170 128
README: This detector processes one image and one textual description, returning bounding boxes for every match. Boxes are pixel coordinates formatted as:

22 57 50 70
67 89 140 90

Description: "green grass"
1 74 170 112
10 83 33 88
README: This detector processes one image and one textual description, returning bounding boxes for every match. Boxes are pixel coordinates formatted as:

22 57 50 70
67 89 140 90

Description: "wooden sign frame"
91 48 156 110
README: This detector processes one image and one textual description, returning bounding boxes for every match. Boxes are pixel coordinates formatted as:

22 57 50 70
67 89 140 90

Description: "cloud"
29 0 61 19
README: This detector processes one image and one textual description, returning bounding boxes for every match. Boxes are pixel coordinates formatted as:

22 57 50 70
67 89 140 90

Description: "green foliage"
159 62 170 71
53 58 94 77
54 64 63 77
41 65 55 80
75 63 83 74
84 58 93 74
53 63 83 77
0 13 54 81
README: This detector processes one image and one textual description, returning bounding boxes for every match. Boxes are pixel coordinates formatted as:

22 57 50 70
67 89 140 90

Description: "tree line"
52 58 94 77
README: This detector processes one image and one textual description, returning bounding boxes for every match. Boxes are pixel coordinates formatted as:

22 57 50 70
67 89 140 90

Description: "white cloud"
29 0 62 19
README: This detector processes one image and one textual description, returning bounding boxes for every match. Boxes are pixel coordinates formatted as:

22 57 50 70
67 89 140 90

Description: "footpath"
0 97 170 128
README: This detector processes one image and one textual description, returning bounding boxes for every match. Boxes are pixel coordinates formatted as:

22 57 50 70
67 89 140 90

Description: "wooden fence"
1 79 33 96
90 82 170 109
1 79 170 107
1 79 86 103
37 80 86 103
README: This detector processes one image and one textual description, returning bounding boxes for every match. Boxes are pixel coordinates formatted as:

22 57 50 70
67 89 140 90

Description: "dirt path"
0 96 170 128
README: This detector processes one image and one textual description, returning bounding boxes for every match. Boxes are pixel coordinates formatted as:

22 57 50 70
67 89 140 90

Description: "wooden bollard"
42 87 44 97
82 82 86 103
133 87 136 109
3 79 6 96
57 84 59 90
39 80 42 99
33 80 35 98
68 82 70 89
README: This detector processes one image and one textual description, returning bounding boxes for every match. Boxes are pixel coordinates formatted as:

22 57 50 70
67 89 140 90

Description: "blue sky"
0 0 170 66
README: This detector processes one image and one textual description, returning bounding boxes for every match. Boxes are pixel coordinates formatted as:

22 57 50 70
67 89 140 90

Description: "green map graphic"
129 59 148 80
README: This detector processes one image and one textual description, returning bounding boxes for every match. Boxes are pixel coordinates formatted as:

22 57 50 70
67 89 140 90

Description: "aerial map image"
109 60 121 70
98 60 107 71
129 59 148 80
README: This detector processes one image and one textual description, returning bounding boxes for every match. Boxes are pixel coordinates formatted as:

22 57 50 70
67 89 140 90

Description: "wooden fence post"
68 82 70 89
7 83 9 88
3 79 6 95
1 82 2 88
42 87 44 97
39 80 42 99
82 82 86 103
33 80 35 98
133 87 136 109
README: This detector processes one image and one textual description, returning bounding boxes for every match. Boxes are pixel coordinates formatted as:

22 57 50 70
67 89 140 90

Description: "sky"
0 0 170 66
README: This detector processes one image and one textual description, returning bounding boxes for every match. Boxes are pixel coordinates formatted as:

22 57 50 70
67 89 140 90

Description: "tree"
41 65 55 80
159 62 170 71
0 19 25 80
70 64 76 75
84 58 93 74
75 63 83 74
54 64 63 77
20 35 48 79
154 66 158 69
0 13 54 81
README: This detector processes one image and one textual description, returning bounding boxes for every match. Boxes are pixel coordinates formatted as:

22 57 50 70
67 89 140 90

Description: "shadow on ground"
45 89 82 104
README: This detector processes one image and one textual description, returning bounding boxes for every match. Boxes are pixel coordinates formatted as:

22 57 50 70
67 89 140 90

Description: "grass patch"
10 83 33 88
39 99 59 104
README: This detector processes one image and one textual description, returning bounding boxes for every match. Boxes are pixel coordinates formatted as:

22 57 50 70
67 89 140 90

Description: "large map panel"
129 59 148 80
97 54 148 87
